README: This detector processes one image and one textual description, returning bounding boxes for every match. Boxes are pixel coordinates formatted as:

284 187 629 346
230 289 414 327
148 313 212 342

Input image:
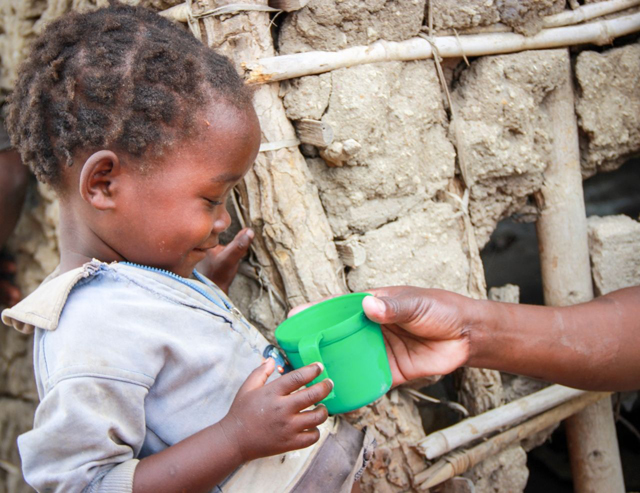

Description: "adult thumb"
363 295 405 324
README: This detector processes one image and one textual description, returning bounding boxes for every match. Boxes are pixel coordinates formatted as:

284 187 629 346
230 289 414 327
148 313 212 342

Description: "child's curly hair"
7 3 253 188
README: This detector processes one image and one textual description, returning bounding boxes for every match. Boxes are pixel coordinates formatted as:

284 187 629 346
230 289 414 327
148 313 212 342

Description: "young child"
1 4 370 492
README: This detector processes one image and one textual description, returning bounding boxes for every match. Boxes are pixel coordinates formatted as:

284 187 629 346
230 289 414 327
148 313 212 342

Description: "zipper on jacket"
119 261 232 312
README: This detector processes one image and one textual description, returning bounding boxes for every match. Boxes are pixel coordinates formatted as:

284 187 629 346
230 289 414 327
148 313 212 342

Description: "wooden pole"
535 49 625 492
417 385 586 460
415 392 610 490
188 0 347 311
237 13 640 84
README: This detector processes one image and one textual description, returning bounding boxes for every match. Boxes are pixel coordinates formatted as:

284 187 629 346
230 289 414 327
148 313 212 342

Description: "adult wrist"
463 297 499 369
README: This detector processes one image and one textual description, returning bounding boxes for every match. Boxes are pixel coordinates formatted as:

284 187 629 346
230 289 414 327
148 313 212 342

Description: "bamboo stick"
241 12 640 84
416 384 585 460
543 0 640 28
415 392 610 490
536 49 625 493
435 0 640 36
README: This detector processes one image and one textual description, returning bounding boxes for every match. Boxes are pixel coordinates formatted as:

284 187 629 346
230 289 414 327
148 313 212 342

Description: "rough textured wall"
278 0 425 53
576 42 640 178
588 214 640 296
452 50 566 247
1 1 639 492
432 0 566 35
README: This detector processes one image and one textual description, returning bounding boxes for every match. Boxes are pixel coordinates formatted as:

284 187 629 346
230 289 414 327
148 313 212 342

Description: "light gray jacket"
2 260 272 492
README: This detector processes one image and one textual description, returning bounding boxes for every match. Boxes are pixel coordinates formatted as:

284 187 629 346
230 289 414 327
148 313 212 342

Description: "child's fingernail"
315 362 324 373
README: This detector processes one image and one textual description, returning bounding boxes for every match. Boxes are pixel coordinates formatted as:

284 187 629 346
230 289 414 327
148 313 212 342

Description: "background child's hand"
196 228 254 294
0 255 21 307
220 359 332 463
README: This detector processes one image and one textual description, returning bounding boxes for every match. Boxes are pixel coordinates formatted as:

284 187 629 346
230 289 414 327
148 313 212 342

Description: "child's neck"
58 206 124 275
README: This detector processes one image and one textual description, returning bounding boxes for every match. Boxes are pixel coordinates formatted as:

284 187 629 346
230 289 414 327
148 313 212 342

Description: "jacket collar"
1 263 98 334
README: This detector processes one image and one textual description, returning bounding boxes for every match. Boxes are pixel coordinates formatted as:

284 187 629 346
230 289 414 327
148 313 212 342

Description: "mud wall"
1 1 640 492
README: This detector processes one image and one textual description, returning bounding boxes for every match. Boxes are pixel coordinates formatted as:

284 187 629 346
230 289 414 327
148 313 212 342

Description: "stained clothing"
2 260 370 493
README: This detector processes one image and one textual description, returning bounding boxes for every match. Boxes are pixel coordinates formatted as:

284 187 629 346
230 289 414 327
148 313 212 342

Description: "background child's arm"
132 359 332 493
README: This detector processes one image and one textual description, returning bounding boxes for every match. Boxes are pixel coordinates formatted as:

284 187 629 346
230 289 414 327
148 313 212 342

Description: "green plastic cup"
275 293 392 415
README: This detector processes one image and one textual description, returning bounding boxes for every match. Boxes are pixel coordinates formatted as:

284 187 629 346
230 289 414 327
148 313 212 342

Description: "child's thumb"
238 357 275 393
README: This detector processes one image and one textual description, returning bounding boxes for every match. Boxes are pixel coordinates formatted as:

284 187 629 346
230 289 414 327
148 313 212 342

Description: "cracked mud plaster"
575 41 640 178
278 0 426 54
283 60 455 238
451 50 566 247
346 201 471 295
431 0 565 36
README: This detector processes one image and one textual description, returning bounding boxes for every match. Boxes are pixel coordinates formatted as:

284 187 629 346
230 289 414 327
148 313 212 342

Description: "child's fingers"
271 363 324 396
292 428 321 449
294 405 329 431
215 228 254 266
287 379 334 411
237 358 275 393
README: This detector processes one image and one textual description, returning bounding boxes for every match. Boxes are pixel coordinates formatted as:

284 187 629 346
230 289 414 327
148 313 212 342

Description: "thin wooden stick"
416 384 586 460
543 0 640 28
242 12 640 84
434 0 640 35
415 392 610 490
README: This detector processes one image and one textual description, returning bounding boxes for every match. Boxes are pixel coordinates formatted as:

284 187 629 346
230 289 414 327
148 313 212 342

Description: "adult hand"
362 286 475 387
197 228 254 294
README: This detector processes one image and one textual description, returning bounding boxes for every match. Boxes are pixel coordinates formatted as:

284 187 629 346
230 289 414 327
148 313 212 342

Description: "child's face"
111 103 260 278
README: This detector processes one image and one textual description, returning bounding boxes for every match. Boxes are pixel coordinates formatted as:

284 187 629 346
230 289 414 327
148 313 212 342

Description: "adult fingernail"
315 362 324 373
246 228 254 239
326 378 334 389
365 296 385 313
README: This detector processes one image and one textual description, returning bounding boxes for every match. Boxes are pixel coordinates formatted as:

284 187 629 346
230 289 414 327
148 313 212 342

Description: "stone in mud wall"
451 50 567 247
285 61 455 238
278 0 426 54
0 398 36 493
575 42 640 178
464 445 529 493
346 201 471 295
431 0 565 35
587 214 640 296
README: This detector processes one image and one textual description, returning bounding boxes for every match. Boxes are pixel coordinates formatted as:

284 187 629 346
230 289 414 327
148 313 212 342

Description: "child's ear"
78 150 122 210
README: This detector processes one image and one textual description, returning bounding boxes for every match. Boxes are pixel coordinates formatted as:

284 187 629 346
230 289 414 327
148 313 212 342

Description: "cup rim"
275 293 375 351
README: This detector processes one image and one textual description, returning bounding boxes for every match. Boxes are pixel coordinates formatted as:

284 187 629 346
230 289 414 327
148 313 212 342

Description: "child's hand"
196 228 254 294
220 359 332 463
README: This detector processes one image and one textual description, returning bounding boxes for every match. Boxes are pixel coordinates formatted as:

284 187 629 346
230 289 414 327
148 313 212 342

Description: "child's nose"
213 207 231 233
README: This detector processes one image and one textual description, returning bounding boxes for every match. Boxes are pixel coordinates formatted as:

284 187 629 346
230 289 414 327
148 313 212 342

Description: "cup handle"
298 333 336 401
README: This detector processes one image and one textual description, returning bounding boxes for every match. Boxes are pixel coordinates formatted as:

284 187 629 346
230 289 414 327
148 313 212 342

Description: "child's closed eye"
204 198 224 207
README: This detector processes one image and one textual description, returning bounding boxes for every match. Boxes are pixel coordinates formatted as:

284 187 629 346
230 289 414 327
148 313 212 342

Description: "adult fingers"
237 358 275 394
294 405 329 431
288 379 334 411
362 289 427 326
271 363 324 396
